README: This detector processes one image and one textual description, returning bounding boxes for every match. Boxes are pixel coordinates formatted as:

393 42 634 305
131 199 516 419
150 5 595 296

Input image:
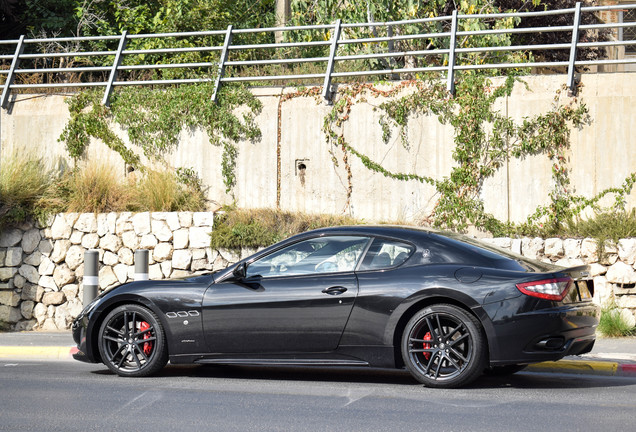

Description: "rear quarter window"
359 238 414 270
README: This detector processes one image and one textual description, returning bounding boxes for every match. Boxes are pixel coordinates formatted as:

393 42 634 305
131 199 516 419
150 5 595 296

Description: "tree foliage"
494 0 612 65
1 0 278 79
2 0 612 79
2 0 276 38
287 0 527 71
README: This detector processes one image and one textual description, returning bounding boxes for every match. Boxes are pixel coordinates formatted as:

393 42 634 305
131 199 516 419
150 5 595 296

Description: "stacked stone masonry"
0 211 233 331
1 213 636 331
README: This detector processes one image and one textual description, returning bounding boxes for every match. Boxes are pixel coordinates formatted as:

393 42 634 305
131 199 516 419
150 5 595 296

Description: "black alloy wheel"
401 304 486 388
98 304 168 377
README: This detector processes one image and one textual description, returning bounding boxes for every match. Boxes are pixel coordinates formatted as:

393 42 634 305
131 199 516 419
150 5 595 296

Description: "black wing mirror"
232 262 247 279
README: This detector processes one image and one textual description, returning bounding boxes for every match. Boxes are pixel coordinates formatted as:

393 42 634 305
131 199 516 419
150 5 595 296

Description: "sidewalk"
0 331 635 377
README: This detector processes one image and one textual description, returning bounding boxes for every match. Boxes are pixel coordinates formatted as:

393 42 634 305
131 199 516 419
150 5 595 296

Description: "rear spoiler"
560 265 591 280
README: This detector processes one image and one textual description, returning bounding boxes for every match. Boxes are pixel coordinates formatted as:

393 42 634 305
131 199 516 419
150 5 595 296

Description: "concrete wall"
1 73 634 223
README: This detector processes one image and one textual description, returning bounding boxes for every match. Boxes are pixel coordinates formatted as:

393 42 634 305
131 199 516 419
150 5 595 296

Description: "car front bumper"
71 317 98 364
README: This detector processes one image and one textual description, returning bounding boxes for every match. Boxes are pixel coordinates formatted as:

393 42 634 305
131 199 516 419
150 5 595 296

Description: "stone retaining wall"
0 212 229 331
1 213 636 331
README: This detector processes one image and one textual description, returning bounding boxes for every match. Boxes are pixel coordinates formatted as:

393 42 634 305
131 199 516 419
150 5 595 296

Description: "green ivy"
221 141 238 194
58 82 262 193
320 74 635 235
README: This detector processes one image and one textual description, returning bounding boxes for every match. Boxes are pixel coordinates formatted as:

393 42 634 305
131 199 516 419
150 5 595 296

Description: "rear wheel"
401 304 487 388
98 304 168 377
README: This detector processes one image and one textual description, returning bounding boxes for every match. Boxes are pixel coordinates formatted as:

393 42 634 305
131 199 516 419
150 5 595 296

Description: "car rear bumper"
485 300 600 366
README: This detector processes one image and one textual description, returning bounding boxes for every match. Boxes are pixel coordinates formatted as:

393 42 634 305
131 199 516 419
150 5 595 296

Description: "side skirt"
194 358 369 367
168 345 396 367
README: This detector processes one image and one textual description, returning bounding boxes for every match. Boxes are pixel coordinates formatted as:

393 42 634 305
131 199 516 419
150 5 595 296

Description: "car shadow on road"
163 364 421 385
89 364 636 389
468 371 636 390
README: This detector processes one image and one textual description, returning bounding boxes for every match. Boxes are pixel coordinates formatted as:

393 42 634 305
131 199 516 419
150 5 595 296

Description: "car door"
201 235 371 353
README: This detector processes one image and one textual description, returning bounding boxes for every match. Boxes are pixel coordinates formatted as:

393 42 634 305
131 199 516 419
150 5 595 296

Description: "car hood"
94 274 215 298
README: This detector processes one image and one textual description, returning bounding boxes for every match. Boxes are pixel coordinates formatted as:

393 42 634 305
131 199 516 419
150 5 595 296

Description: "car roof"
301 224 437 239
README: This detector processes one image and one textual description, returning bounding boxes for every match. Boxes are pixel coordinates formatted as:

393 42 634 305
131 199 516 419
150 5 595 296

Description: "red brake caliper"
422 331 432 360
139 321 152 356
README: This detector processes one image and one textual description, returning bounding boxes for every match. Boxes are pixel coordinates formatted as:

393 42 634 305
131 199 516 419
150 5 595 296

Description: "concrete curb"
0 346 76 361
2 344 636 378
527 359 636 377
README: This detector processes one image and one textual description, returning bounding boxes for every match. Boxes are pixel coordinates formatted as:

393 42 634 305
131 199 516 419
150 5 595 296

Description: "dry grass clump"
210 207 361 249
61 164 207 213
0 155 52 228
134 168 206 212
1 156 208 230
60 162 132 213
564 209 636 258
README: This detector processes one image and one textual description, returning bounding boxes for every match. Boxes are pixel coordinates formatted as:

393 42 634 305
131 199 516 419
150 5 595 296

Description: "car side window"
359 238 414 271
245 236 370 278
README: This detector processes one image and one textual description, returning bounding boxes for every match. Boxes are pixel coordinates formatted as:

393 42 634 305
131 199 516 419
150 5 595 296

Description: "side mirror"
232 262 247 279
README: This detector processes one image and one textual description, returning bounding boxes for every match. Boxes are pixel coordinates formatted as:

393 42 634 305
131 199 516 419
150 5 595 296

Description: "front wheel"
98 304 168 377
401 304 487 388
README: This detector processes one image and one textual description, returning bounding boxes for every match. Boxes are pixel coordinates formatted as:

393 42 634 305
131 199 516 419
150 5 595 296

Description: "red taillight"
516 277 572 301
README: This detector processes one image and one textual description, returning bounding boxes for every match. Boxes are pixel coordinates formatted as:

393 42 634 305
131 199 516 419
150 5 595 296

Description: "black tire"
98 304 168 377
483 364 527 376
401 304 487 388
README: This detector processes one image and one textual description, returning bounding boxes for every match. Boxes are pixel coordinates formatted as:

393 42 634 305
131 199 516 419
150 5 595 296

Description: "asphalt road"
1 361 636 432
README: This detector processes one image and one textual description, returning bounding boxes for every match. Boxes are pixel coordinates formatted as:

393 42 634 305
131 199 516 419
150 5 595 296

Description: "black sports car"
72 226 599 388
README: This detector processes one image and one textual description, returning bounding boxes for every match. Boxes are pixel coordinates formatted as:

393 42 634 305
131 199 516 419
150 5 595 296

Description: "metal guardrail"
1 2 635 108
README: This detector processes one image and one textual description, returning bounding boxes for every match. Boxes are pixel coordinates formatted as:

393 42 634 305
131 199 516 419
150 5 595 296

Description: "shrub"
210 207 361 250
567 209 636 242
565 209 636 258
598 304 635 337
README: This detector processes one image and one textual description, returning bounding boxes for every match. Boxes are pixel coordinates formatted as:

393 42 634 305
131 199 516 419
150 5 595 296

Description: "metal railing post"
1 35 25 110
134 249 150 280
102 30 128 107
83 250 99 306
211 25 233 104
567 2 583 95
322 19 342 103
447 10 458 95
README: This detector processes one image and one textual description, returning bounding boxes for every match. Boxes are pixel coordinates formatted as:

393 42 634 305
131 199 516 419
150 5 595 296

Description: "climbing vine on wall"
59 82 262 194
58 75 634 236
319 73 634 235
